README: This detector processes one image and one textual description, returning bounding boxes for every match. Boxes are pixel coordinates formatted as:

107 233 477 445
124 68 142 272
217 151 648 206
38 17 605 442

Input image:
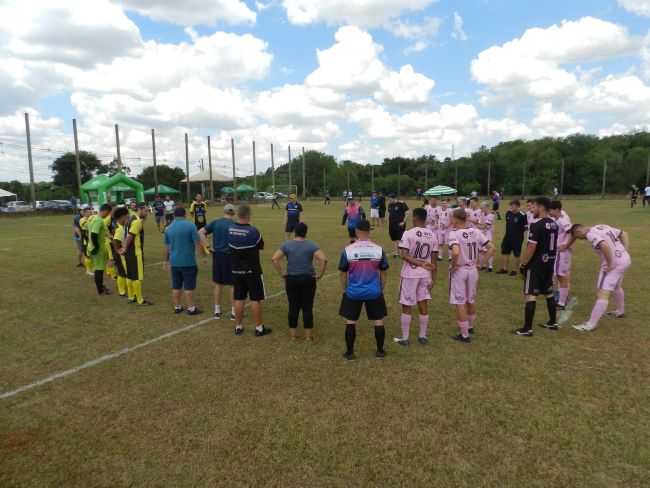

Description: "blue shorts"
212 251 233 285
171 266 198 291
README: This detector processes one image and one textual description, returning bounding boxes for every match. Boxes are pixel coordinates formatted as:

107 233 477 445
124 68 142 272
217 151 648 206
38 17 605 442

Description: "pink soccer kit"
398 227 439 306
554 214 573 278
424 205 440 233
447 228 489 305
467 208 481 228
587 225 631 292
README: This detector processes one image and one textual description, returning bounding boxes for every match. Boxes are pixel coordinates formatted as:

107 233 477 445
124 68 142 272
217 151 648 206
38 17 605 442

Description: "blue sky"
0 0 649 181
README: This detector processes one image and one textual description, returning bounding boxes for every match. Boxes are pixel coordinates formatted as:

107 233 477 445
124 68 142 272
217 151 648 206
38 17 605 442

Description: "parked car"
253 192 274 201
0 201 33 212
274 192 288 199
49 200 74 211
35 200 57 210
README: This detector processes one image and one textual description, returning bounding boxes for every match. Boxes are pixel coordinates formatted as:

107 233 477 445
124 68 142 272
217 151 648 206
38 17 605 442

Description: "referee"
515 197 559 336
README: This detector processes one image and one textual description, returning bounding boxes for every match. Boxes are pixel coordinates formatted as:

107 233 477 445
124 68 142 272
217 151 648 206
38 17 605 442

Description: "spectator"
153 195 165 232
69 195 78 213
163 195 175 227
387 193 409 258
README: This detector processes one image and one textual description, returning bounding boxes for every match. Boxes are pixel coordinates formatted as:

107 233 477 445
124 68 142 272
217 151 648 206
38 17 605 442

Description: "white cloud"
255 84 344 126
116 0 256 25
530 102 584 137
571 74 650 117
451 12 468 41
387 16 443 53
618 0 650 16
375 65 435 108
282 0 434 27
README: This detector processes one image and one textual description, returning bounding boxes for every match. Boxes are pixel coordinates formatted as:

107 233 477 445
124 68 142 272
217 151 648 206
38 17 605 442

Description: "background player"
549 200 572 310
163 195 175 228
153 195 165 232
468 197 481 228
87 203 113 296
370 191 380 228
119 203 153 306
387 193 409 258
477 201 495 272
284 194 303 240
189 193 207 230
497 200 527 276
341 197 366 244
112 207 130 298
438 199 453 262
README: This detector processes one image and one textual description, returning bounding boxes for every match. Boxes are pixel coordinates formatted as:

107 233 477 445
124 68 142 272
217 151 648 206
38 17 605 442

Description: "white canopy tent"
0 188 18 201
181 170 231 183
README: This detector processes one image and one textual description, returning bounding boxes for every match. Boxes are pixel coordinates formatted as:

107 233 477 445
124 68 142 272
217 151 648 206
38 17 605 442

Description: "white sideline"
0 274 336 401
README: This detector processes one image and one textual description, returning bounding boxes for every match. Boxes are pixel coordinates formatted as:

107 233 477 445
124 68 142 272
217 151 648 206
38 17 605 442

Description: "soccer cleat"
487 268 493 272
513 328 533 336
127 299 136 304
230 313 236 321
509 271 517 276
214 312 222 319
393 338 410 346
496 269 508 275
573 323 595 331
538 322 559 330
86 271 95 276
137 300 154 307
174 307 184 315
76 263 84 268
392 253 398 258
342 352 356 361
451 333 470 343
234 327 244 336
437 257 443 262
418 337 428 345
101 288 112 295
187 308 202 316
255 326 272 337
556 304 566 311
468 327 475 335
375 350 386 359
605 311 626 319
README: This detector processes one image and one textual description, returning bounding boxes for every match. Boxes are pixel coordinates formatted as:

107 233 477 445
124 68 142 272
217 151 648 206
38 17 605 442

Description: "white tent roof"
181 170 231 183
0 188 17 198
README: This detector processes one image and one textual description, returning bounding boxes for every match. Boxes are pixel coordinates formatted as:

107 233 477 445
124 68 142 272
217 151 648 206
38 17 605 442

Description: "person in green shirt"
87 203 113 296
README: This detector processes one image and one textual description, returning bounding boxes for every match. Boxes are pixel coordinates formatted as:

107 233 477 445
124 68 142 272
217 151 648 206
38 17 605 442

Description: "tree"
137 165 186 189
50 151 106 191
106 158 131 176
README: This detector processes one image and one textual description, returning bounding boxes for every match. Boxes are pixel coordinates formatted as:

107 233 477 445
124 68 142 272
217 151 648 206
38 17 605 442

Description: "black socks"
345 324 356 354
374 326 385 353
524 301 536 331
94 270 104 293
546 296 557 324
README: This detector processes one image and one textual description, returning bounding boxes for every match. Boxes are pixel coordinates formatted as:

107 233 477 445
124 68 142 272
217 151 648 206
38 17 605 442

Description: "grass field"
0 199 648 487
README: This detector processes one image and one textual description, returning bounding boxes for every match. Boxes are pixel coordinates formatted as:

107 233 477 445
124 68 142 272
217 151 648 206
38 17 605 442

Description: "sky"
0 0 649 182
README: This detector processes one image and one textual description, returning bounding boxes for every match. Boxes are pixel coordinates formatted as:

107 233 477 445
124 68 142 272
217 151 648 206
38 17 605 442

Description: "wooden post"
231 138 237 202
288 146 292 191
184 133 190 203
271 143 276 194
487 159 491 197
398 162 401 197
151 128 158 193
601 158 607 199
73 118 81 194
371 165 374 192
560 159 565 197
252 141 257 192
347 168 350 194
302 147 306 198
424 162 428 191
115 124 122 173
24 113 36 205
645 154 649 188
207 136 214 202
522 160 526 199
323 168 326 195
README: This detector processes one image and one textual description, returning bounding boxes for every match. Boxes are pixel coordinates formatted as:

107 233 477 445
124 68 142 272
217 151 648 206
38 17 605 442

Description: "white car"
0 201 32 212
253 192 274 201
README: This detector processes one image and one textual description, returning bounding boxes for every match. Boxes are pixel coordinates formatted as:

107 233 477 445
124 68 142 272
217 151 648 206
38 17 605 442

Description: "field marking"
0 273 336 401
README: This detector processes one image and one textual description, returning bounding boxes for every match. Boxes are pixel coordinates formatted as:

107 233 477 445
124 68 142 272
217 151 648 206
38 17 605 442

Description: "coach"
497 199 527 276
164 207 206 316
387 193 409 258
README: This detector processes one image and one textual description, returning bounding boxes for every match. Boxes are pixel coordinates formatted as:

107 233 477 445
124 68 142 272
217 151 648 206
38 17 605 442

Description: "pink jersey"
467 208 481 227
439 208 453 231
399 227 439 278
554 213 572 247
448 227 489 267
424 205 440 231
586 225 630 270
479 212 494 241
526 210 539 226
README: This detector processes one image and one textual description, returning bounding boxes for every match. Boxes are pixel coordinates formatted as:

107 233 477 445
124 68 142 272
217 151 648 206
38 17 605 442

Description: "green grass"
0 200 648 487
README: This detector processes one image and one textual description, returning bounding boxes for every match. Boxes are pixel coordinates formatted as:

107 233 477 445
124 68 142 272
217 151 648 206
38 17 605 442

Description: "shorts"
524 263 555 296
398 277 431 306
378 207 386 218
501 236 523 257
155 214 164 223
233 273 266 301
212 251 233 285
171 266 198 291
347 226 357 239
449 266 478 305
597 258 631 291
492 202 500 211
436 230 446 246
114 254 128 278
165 214 174 224
370 208 379 218
74 239 84 252
554 250 572 277
124 251 144 281
285 220 299 233
195 220 206 231
389 226 406 242
339 293 387 321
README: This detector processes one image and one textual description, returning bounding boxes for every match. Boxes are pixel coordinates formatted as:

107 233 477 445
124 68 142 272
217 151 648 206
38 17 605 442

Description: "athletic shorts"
449 266 478 305
195 220 206 231
233 273 266 301
370 208 379 218
492 202 500 211
171 266 198 291
436 230 447 246
378 207 386 218
501 236 523 257
124 251 144 281
597 257 631 291
398 277 431 306
285 220 299 233
212 251 233 285
114 254 128 278
347 227 357 239
74 239 84 252
339 293 387 321
554 250 572 277
165 214 174 224
155 214 164 223
389 226 406 242
524 263 554 296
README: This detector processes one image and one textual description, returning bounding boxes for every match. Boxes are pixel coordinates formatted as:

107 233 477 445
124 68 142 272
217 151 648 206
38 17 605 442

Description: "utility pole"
398 162 401 197
271 143 276 194
347 168 350 194
487 159 491 196
323 168 326 195
302 147 306 198
601 158 607 199
200 158 205 198
24 113 36 205
72 118 81 194
151 128 158 193
560 159 565 197
424 162 428 190
287 146 292 190
184 133 190 203
115 123 122 173
522 160 527 199
207 136 214 202
252 141 257 191
371 165 374 192
231 138 237 202
452 144 457 190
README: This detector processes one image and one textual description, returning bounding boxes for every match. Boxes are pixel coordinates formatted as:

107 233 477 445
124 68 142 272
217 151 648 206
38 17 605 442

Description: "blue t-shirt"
285 201 303 222
164 217 200 267
153 200 165 215
228 223 264 274
73 214 81 240
280 239 319 276
370 195 379 209
204 217 234 254
338 240 389 300
342 205 365 229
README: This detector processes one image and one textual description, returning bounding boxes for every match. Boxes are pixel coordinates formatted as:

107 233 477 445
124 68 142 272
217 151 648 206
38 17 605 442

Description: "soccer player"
284 194 303 240
448 209 495 342
324 190 331 205
567 224 631 331
119 203 153 306
549 200 572 309
271 192 281 209
438 199 453 261
163 195 175 228
477 201 495 271
87 203 113 296
112 207 130 298
370 191 380 228
377 191 387 227
128 201 138 217
514 197 559 337
497 200 527 276
394 208 438 346
338 219 389 360
491 190 502 220
153 195 165 232
457 197 468 214
228 205 271 336
103 207 117 281
73 205 84 267
387 193 409 257
200 204 236 320
341 198 366 244
78 205 94 275
525 199 537 228
189 193 207 230
467 196 481 228
423 195 440 233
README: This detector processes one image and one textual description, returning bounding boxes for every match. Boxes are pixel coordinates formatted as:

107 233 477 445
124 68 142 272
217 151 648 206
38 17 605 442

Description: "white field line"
0 273 336 401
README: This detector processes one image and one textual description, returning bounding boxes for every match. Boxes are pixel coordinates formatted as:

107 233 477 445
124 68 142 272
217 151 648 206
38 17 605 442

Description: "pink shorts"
555 250 572 277
437 230 446 245
398 277 432 306
449 266 478 305
597 260 630 291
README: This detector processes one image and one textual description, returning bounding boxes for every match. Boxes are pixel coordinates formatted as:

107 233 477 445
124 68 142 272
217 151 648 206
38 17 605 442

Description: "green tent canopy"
236 184 256 193
424 185 457 197
143 184 181 197
220 186 235 194
80 173 144 205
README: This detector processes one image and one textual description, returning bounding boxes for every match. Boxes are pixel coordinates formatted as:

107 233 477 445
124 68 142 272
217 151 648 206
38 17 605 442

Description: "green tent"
80 173 144 205
424 185 457 197
236 184 256 193
220 186 235 194
144 184 181 197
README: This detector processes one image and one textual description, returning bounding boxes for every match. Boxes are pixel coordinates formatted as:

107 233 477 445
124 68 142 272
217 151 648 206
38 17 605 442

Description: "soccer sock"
558 287 569 306
231 306 236 316
524 301 536 331
400 313 411 340
188 306 196 312
458 321 470 338
546 297 557 324
106 266 115 279
588 299 609 327
256 325 264 332
117 276 126 295
374 326 385 352
488 256 494 268
132 280 144 304
614 288 625 314
215 305 221 313
345 324 356 354
418 315 429 338
84 257 92 272
126 279 135 300
94 270 104 293
468 314 476 329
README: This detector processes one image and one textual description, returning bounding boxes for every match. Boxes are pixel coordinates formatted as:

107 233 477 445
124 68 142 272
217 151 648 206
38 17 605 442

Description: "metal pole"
487 159 491 197
302 147 306 198
560 159 565 197
601 158 607 199
231 138 237 202
347 168 350 194
207 136 214 202
184 133 190 203
24 113 36 205
73 118 81 194
452 144 457 191
271 143 276 194
288 145 292 190
522 160 526 199
151 128 158 193
200 158 205 198
115 123 122 173
252 141 257 191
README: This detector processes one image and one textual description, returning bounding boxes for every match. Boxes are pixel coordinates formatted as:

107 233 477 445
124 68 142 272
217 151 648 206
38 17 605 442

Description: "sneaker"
496 269 508 275
187 308 202 316
342 352 356 361
255 326 272 337
605 311 626 319
127 299 136 304
230 313 236 321
174 307 184 315
234 327 244 336
418 337 428 345
101 288 112 295
137 300 154 307
76 263 84 268
214 311 222 319
487 268 493 272
451 333 470 343
392 253 398 258
468 327 475 335
393 338 410 346
538 322 559 330
86 271 94 276
375 350 386 359
509 271 517 276
572 323 595 331
513 327 533 336
437 257 443 262
556 304 566 311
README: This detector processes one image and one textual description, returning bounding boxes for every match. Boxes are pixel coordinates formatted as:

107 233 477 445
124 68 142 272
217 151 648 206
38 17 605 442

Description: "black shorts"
114 255 127 278
171 266 198 291
378 206 386 218
492 202 500 211
155 214 164 223
339 293 387 321
212 251 233 285
285 219 299 233
501 236 523 257
233 273 266 301
389 226 405 242
195 220 206 230
524 263 555 296
124 251 144 281
347 227 357 239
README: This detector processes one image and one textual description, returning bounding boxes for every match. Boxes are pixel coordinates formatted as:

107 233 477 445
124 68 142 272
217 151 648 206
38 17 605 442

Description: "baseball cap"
355 219 371 232
387 192 397 198
224 204 236 214
80 204 89 210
